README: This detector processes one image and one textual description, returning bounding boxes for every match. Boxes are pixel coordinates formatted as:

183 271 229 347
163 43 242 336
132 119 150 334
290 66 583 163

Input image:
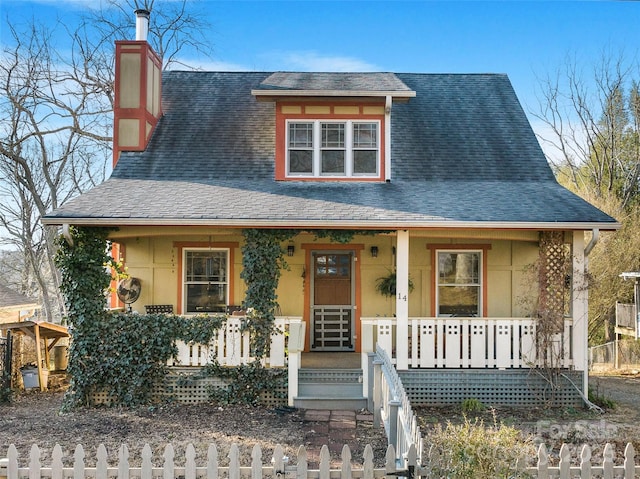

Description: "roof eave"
41 217 621 232
251 89 417 99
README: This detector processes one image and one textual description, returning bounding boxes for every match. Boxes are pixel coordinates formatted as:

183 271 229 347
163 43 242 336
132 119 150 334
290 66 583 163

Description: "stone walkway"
301 409 377 465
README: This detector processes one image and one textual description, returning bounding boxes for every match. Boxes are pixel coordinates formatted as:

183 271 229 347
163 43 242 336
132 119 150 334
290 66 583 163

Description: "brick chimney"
113 9 162 167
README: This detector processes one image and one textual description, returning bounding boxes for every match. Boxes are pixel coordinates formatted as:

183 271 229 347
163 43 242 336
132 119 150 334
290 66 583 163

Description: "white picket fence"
4 442 640 479
2 442 418 479
362 317 573 369
530 442 640 478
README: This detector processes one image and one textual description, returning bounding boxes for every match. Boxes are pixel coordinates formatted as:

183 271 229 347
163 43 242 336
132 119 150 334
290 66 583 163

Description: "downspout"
62 223 74 247
384 95 392 182
584 228 599 257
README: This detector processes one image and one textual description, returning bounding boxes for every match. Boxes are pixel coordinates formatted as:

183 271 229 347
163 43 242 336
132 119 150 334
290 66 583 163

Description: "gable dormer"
252 72 415 182
113 9 162 167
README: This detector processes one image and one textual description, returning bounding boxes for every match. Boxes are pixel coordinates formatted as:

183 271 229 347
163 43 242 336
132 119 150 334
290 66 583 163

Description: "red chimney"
113 9 162 167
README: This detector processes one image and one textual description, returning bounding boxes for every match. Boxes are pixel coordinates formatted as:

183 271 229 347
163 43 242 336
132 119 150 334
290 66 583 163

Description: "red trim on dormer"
275 101 386 181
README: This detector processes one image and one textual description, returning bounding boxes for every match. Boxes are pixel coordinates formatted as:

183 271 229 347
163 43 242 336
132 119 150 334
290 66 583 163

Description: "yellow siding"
115 229 543 319
511 241 540 317
334 106 360 115
281 105 302 114
487 241 513 317
363 106 385 115
119 53 141 109
304 106 330 114
275 237 305 316
118 119 140 148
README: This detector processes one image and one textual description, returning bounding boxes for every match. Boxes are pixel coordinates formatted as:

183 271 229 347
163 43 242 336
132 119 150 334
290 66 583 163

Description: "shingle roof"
0 284 38 310
42 71 618 230
254 72 414 94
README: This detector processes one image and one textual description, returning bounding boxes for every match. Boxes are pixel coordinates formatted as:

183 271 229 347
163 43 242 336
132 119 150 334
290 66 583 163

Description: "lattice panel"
91 368 288 407
400 369 583 407
539 231 570 332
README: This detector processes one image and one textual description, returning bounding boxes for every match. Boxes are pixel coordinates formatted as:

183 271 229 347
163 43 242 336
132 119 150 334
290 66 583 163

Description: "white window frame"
286 119 380 178
435 249 483 317
182 247 230 314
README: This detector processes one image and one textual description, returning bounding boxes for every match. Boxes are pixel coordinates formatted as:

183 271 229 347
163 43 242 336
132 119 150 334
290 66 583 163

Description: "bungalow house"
43 12 619 408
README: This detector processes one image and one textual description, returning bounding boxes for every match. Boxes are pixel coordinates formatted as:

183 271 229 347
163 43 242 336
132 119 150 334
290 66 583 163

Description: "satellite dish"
117 277 141 312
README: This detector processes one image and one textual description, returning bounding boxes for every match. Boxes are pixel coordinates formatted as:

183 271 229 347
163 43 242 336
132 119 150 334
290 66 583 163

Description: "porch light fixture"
287 244 295 257
370 246 378 258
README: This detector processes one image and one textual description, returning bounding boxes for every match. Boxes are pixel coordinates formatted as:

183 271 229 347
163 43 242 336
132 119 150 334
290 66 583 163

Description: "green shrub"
425 415 535 479
588 386 616 410
461 398 485 413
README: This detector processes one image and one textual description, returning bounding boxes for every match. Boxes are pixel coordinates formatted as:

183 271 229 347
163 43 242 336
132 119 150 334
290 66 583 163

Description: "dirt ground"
0 391 388 468
2 373 639 468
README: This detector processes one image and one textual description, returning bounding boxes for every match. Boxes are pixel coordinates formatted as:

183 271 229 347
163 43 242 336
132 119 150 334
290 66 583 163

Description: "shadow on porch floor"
301 352 361 369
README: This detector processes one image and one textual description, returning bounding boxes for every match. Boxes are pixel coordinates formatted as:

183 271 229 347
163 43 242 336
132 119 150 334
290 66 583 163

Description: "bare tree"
85 0 213 70
0 2 212 321
533 52 640 210
0 20 111 321
533 52 640 344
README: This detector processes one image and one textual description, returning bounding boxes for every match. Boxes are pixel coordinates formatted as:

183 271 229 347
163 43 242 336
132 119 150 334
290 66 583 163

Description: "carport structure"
1 321 69 391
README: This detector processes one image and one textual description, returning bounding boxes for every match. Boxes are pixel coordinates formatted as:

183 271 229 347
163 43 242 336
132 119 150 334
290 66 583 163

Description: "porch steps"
294 368 367 410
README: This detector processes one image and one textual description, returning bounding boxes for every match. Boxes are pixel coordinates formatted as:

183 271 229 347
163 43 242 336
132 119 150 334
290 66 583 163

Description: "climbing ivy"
201 359 287 405
54 226 228 408
55 226 388 408
240 229 297 358
55 226 116 408
312 229 388 244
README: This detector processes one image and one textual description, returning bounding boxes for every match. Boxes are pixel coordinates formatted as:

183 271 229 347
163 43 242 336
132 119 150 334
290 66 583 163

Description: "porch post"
396 230 409 370
572 231 588 396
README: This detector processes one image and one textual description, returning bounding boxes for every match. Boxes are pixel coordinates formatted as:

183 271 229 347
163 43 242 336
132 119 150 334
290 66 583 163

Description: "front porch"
106 227 591 408
167 314 584 408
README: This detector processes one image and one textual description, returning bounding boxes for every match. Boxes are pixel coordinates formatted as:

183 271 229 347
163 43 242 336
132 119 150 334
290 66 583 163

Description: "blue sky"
2 0 639 147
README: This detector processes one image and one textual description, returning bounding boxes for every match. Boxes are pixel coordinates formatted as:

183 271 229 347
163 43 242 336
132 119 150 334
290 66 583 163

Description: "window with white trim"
183 249 229 313
436 251 482 317
287 120 379 177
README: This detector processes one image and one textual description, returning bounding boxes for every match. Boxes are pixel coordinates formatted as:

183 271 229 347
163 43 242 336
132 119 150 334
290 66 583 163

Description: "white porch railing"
371 345 423 467
362 317 574 369
168 316 302 368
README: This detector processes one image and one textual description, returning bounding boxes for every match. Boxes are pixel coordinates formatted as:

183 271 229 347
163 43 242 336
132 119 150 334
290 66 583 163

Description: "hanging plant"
375 269 415 297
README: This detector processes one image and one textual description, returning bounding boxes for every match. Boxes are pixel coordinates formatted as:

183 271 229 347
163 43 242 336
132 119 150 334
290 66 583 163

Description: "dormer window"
252 72 415 182
287 120 379 177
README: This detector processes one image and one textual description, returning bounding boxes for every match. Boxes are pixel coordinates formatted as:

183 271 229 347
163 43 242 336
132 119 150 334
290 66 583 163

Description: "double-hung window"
436 251 482 317
287 120 379 177
183 248 229 313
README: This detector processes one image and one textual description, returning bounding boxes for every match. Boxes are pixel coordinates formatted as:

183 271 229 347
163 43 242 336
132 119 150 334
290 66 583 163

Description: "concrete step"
293 396 368 410
296 368 366 410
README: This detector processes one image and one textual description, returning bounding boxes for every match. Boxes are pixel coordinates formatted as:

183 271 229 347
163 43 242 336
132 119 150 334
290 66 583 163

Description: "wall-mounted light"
370 246 379 258
287 244 295 257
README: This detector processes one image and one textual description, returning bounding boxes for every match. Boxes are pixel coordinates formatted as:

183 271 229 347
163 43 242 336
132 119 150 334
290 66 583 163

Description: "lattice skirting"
399 369 584 407
91 367 288 407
